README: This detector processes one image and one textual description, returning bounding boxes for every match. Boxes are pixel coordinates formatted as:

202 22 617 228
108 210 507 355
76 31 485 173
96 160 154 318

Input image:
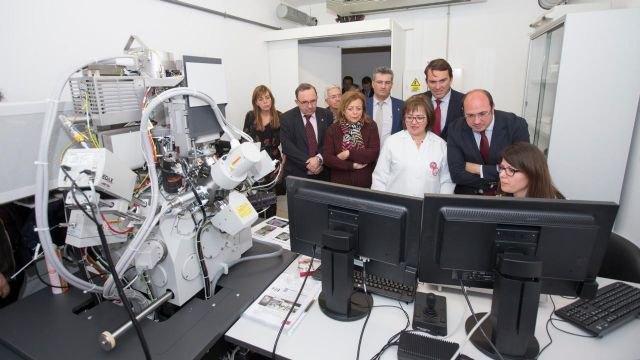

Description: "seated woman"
371 94 455 197
322 91 380 188
243 85 284 216
498 142 565 199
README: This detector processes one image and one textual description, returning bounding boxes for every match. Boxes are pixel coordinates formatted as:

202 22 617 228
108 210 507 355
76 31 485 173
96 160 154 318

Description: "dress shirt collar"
433 89 452 105
473 114 495 134
374 96 391 107
299 111 316 122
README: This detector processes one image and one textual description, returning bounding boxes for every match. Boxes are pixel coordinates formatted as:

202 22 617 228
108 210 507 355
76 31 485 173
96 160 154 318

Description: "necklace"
411 134 426 145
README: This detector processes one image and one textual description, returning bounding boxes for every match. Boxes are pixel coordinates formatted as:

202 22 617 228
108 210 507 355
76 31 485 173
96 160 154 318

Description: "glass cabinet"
520 8 639 203
522 24 564 155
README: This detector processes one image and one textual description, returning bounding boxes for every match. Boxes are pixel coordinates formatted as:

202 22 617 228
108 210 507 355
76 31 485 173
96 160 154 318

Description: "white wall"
306 0 545 114
615 100 640 245
299 44 342 107
0 0 296 128
1 0 542 121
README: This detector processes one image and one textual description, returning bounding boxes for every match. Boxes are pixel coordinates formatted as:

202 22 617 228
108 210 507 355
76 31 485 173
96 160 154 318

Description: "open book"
243 259 321 334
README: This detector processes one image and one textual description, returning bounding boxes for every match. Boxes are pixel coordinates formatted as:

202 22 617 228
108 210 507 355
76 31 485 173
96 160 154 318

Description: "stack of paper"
251 216 291 250
243 263 320 334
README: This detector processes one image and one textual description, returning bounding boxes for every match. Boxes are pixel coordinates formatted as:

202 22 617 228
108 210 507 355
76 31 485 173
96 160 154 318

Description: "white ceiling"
282 0 324 7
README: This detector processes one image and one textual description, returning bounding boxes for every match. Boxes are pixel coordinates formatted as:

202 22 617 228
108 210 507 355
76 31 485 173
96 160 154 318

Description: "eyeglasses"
405 115 427 123
464 110 492 121
498 165 520 177
297 99 318 106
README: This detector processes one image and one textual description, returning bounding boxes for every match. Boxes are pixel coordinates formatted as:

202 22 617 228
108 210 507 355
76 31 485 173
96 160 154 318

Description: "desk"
0 243 296 360
225 270 640 359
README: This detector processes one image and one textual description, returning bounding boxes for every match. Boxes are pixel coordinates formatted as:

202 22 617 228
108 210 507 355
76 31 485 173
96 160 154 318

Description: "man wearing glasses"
281 83 334 182
366 66 404 145
324 85 341 120
447 89 530 195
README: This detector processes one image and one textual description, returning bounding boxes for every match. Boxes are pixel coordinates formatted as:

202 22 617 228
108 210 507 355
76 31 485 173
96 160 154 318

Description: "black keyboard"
555 281 640 337
353 269 415 303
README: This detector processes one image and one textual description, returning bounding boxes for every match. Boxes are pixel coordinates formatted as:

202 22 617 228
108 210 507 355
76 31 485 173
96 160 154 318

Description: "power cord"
355 261 372 360
458 279 505 360
536 295 597 359
195 220 211 299
536 294 555 359
451 311 490 360
93 202 153 360
33 256 70 290
369 302 412 359
271 246 316 359
61 166 153 360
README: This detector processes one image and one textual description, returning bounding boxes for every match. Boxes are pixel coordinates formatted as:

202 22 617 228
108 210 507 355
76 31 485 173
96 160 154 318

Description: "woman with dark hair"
497 142 564 199
322 90 380 187
243 85 284 215
371 94 454 197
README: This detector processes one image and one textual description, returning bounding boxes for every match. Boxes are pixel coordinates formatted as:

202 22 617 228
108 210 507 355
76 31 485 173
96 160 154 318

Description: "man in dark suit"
423 58 464 141
281 83 333 182
365 66 403 146
447 89 530 195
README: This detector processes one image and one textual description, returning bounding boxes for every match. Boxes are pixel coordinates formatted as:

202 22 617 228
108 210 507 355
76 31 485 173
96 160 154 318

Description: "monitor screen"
287 177 422 321
0 101 71 204
418 194 618 358
419 194 618 295
182 56 226 141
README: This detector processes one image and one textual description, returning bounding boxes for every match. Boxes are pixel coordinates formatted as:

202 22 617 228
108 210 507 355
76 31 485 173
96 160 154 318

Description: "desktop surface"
225 273 640 360
0 243 296 360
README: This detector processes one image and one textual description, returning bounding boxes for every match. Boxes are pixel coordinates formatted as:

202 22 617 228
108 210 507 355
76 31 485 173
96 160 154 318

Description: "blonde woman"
322 91 380 188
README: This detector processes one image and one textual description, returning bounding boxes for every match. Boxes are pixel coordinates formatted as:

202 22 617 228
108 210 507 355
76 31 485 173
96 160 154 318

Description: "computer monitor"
287 177 422 321
0 101 70 204
419 194 618 359
182 56 226 141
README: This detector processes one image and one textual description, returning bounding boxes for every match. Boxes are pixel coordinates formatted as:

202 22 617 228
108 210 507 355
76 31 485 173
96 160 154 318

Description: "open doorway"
265 19 405 110
342 46 391 95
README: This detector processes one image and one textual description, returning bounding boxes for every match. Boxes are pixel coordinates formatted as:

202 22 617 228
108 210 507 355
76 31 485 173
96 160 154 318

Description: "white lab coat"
371 130 455 197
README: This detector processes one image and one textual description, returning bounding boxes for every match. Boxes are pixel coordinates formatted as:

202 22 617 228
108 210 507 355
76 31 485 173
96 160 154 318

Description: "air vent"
441 207 595 227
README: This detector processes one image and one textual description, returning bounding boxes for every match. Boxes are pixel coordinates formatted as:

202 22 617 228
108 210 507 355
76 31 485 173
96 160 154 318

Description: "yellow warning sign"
409 78 421 92
235 202 254 219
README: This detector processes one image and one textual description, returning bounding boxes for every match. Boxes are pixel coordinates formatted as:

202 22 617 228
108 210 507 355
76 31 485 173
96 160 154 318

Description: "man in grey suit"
280 83 333 182
365 66 403 145
423 58 464 141
447 89 530 195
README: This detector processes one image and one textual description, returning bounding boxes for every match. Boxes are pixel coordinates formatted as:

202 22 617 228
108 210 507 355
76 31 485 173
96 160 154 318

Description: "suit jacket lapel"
316 109 327 139
489 116 505 162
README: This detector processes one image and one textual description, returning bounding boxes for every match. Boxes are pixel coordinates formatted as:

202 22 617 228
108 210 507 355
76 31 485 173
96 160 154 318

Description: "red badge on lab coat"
430 161 439 176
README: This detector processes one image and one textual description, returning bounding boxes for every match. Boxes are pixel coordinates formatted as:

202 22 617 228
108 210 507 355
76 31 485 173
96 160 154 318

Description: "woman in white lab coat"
371 94 455 197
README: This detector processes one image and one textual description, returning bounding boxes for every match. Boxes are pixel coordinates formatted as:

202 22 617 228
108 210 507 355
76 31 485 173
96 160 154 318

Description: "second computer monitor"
287 177 422 321
418 194 618 359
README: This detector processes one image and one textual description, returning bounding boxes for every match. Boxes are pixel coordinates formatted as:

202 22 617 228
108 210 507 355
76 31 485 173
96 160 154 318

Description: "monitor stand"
465 254 542 360
318 230 372 321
